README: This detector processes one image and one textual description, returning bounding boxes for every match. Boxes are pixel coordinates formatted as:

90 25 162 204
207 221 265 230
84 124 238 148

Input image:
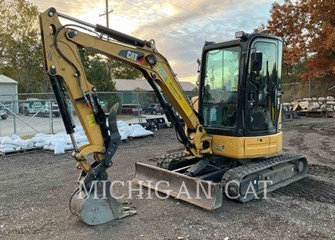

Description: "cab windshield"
202 46 240 130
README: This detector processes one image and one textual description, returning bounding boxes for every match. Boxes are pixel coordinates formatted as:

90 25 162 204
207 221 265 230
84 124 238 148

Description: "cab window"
248 41 278 133
202 46 240 130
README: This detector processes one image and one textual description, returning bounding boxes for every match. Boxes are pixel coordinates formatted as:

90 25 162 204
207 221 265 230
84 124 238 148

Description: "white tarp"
0 120 153 155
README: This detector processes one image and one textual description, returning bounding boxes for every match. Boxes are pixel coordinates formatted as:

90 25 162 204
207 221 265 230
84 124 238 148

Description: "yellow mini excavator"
40 8 307 225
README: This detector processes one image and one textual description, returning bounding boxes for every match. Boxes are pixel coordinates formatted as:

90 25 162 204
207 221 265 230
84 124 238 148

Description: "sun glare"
75 9 137 34
76 9 105 25
161 3 177 16
109 15 138 34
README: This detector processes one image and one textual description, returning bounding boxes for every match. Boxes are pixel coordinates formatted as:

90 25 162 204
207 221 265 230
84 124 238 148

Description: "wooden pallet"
43 148 73 153
0 147 43 156
305 110 329 118
128 134 154 140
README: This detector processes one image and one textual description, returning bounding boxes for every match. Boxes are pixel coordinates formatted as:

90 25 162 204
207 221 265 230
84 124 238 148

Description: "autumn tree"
302 0 335 80
257 0 309 83
261 0 335 82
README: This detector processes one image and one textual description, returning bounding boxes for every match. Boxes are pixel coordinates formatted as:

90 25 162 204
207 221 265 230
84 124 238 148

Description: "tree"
260 0 335 82
80 50 116 92
80 49 142 89
109 59 142 79
257 0 309 83
302 0 335 80
0 0 142 93
0 0 46 92
80 49 144 109
80 50 122 111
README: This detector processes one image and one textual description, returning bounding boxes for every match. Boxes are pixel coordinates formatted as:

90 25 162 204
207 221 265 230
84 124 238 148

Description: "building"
113 79 197 104
0 75 18 113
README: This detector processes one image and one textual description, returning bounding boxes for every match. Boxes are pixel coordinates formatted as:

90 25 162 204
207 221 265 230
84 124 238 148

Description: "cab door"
246 39 283 136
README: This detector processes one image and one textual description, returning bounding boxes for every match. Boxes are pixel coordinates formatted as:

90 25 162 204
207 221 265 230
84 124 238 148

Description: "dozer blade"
70 181 136 226
133 162 223 210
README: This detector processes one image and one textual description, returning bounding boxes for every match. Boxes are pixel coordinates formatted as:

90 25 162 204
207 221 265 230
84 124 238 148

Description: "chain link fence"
0 91 197 137
282 80 335 102
2 82 332 137
4 81 332 136
0 93 69 137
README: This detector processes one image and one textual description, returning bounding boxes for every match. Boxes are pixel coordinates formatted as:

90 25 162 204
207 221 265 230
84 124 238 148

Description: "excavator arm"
40 8 211 163
40 8 211 225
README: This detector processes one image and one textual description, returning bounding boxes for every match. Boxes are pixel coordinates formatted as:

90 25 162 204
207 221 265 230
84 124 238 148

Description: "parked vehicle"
0 109 8 120
121 104 142 115
143 103 164 115
23 98 60 117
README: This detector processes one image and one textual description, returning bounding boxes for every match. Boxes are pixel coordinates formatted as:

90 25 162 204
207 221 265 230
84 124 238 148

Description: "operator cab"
199 31 283 137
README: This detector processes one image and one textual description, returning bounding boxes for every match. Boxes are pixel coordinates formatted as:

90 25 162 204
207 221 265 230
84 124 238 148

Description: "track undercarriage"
133 152 308 209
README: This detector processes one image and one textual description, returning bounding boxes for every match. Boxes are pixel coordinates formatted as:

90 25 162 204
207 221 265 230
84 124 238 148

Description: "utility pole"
105 0 109 27
99 1 113 79
99 0 113 27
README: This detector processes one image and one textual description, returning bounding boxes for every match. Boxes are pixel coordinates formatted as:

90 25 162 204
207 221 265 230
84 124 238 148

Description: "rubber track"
157 151 191 169
157 152 308 203
221 153 307 203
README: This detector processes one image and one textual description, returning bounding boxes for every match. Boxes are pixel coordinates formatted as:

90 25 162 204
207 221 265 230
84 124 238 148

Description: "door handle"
248 92 255 101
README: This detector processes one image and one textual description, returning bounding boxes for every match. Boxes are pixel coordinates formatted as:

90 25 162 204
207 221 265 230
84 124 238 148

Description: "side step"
133 162 223 210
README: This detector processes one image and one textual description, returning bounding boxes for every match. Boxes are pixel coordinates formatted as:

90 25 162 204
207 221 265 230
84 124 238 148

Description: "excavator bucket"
70 103 136 225
133 162 223 210
70 181 136 226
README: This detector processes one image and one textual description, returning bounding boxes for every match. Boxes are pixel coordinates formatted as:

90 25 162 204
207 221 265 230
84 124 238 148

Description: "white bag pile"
0 135 34 153
118 120 132 141
117 120 153 140
41 127 89 155
0 121 153 155
128 124 154 138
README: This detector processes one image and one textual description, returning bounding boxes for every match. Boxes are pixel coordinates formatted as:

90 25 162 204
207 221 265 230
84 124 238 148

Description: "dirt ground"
0 116 335 240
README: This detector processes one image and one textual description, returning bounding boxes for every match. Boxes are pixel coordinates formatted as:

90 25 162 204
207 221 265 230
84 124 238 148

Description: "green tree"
81 53 116 92
0 0 46 93
109 59 142 79
80 50 121 111
80 49 142 90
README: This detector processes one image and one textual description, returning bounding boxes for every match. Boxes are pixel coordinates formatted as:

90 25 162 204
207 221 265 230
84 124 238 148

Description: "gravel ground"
0 117 334 240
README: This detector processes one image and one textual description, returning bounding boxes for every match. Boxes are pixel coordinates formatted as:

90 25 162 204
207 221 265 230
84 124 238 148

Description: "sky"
29 0 282 83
